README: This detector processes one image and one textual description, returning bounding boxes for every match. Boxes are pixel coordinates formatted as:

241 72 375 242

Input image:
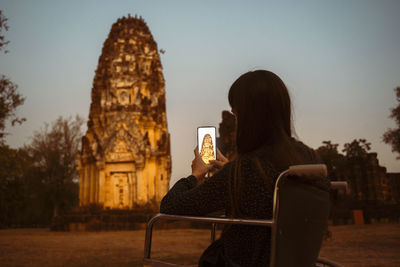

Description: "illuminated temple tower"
78 15 171 209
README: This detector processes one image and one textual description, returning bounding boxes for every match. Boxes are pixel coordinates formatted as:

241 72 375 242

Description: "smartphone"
197 126 217 164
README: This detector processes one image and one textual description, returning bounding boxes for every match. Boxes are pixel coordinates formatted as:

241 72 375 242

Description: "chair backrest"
271 165 330 267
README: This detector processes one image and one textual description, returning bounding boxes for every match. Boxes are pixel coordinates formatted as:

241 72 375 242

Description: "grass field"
0 223 399 266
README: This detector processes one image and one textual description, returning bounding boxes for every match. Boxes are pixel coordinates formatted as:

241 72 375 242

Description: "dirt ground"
0 223 399 267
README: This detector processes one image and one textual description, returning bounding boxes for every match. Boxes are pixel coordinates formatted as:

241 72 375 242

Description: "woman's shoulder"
290 139 330 190
291 138 322 164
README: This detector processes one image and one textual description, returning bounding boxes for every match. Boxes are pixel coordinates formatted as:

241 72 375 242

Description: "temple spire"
78 16 171 210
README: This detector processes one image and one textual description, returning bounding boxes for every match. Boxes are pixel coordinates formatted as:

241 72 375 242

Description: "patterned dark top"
160 140 329 267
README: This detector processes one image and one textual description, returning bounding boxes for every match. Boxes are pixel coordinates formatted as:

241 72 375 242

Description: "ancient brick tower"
77 15 171 210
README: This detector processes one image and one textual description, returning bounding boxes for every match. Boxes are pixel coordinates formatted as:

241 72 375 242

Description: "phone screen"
197 126 217 164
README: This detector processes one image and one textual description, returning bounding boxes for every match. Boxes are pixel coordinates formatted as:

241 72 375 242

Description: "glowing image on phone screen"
197 127 216 164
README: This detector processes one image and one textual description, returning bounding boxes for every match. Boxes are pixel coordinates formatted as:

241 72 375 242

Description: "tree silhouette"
317 141 345 173
343 139 371 159
0 10 10 52
383 87 400 159
27 116 84 218
0 10 25 144
0 10 29 227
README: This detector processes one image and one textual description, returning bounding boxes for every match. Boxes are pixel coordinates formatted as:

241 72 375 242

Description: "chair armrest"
330 181 349 194
144 213 273 260
147 213 273 227
143 258 197 267
289 164 328 178
316 257 343 267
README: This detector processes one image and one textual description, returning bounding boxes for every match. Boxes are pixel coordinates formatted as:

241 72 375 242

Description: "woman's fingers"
209 159 225 168
210 149 229 169
192 147 229 180
194 147 200 157
191 147 213 180
216 149 228 163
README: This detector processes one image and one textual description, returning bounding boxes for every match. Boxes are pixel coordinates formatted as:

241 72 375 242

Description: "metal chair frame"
143 164 347 267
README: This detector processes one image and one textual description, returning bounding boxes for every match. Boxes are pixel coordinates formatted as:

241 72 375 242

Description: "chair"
143 164 347 267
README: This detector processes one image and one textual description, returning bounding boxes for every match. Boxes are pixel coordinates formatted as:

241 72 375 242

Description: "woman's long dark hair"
229 70 292 155
228 70 302 217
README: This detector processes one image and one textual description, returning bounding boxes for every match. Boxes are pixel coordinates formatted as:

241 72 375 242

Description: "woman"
160 70 329 266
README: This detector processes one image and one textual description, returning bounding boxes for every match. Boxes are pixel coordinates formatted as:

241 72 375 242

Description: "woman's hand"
191 148 214 184
209 149 229 170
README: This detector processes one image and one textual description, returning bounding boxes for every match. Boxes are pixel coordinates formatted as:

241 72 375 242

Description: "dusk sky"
1 0 399 186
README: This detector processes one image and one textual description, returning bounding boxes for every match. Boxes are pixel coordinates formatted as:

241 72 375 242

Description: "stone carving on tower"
77 15 171 210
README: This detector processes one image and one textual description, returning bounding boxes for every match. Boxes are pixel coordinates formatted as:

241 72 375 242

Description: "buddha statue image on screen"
200 134 215 164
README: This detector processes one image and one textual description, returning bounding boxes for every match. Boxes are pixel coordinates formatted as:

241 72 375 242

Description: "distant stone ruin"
217 110 400 224
77 15 171 210
218 110 236 159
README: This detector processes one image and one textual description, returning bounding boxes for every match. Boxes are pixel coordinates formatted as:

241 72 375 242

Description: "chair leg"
211 223 217 242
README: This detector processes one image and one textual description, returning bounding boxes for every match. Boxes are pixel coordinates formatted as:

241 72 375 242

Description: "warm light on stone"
77 15 171 210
